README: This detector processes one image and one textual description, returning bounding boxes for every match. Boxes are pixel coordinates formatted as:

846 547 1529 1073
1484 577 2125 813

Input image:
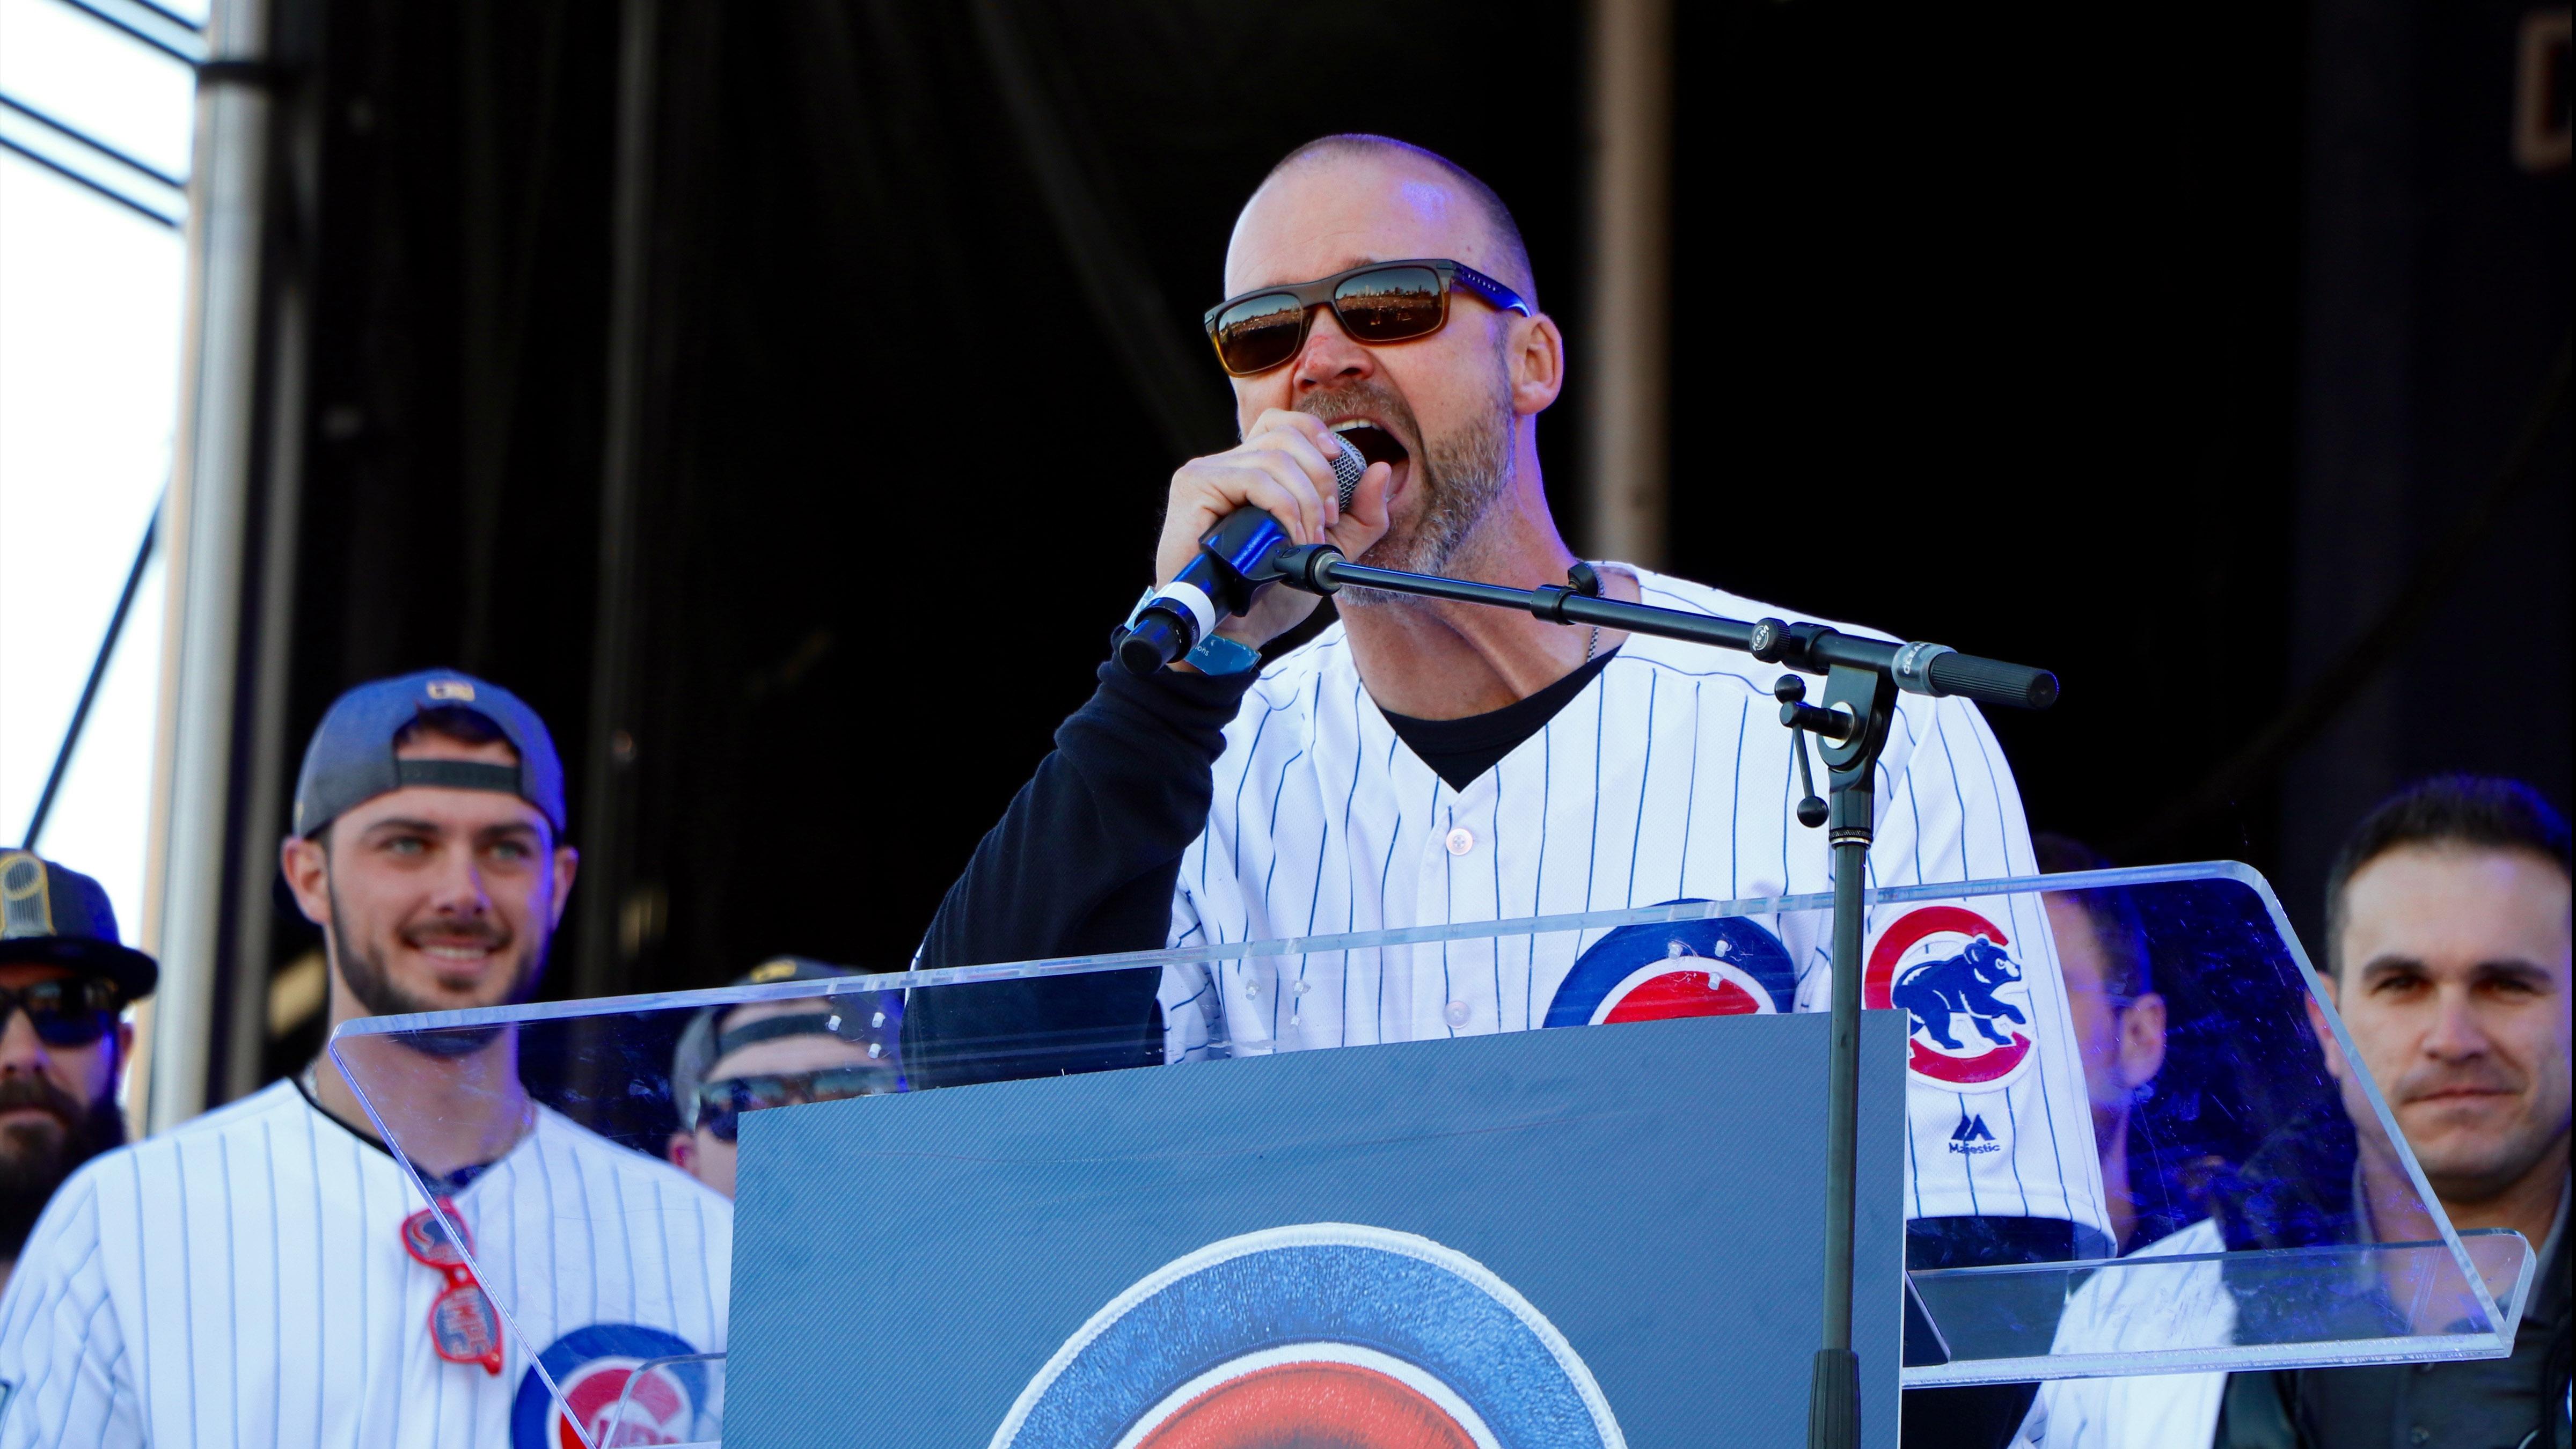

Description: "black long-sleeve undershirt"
901 660 1256 1086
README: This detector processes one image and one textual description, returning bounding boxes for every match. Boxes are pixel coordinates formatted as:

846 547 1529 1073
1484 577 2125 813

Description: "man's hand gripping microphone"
1116 441 1366 677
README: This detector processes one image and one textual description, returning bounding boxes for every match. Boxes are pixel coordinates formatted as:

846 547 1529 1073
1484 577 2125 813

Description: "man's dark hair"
2034 832 2153 1001
2323 774 2572 975
1264 134 1539 309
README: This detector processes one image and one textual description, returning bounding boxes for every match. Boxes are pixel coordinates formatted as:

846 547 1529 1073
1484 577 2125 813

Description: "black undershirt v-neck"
1379 648 1620 791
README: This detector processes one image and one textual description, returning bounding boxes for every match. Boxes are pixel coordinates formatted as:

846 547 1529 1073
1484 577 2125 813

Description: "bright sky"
0 0 200 939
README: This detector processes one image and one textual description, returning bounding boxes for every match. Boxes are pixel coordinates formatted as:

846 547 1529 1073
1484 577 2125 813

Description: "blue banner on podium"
725 1011 1906 1448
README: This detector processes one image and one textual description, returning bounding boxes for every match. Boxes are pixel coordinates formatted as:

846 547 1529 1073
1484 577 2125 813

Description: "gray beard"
1349 381 1516 583
327 877 544 1058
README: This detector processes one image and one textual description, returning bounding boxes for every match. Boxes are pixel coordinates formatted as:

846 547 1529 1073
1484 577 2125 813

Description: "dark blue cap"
292 670 567 838
0 851 158 999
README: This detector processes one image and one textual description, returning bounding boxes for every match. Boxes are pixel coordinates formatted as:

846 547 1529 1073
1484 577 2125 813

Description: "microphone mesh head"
1329 435 1366 511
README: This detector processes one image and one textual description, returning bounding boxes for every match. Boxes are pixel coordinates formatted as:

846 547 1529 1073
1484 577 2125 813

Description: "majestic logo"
993 1223 1626 1449
512 1324 709 1449
1866 906 2035 1088
1543 911 1796 1028
426 679 477 701
1948 1114 2001 1155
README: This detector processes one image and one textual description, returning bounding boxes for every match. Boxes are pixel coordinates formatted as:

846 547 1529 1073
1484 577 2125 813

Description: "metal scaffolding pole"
139 0 275 1134
1585 0 1674 568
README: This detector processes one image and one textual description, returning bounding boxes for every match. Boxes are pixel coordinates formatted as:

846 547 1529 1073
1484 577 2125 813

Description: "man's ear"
667 1130 696 1173
548 845 581 929
2304 986 2348 1082
280 833 331 926
2119 992 2168 1089
1508 313 1565 417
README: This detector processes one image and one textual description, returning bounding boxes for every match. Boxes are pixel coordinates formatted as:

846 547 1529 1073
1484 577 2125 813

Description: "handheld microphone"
1116 435 1367 677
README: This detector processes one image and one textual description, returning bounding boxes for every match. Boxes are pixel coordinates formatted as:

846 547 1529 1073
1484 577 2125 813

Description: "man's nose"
0 1006 50 1072
1291 306 1375 392
425 848 494 916
2420 983 2491 1060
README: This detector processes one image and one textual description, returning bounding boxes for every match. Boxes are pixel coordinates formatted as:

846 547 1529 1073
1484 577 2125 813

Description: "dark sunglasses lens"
1332 267 1446 342
1213 292 1308 374
17 985 111 1048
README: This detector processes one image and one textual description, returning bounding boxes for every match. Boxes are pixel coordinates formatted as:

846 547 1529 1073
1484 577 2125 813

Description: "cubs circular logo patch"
512 1324 709 1449
1865 906 2034 1088
1543 910 1794 1028
993 1223 1625 1449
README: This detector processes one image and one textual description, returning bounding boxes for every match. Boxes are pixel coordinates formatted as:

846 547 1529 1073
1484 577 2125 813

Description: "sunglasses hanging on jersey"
0 978 122 1049
402 1199 504 1375
1202 258 1531 377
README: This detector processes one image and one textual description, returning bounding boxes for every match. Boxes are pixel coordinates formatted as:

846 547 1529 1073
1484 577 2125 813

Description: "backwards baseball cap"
292 669 567 838
0 851 159 1000
669 957 904 1130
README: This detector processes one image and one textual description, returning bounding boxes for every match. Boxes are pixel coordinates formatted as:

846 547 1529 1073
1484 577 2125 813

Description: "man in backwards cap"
0 671 730 1449
664 956 904 1198
0 852 156 1294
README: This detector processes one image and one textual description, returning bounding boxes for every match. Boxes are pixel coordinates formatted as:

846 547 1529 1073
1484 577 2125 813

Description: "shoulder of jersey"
27 1079 311 1223
1624 565 1900 650
1247 619 1353 697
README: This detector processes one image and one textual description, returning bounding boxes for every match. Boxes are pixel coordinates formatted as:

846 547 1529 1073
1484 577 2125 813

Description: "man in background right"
2027 775 2570 1448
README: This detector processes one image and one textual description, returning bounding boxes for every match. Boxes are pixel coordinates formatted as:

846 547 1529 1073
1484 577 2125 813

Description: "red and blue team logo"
994 1223 1626 1449
1542 910 1795 1028
512 1324 709 1449
1865 906 2035 1088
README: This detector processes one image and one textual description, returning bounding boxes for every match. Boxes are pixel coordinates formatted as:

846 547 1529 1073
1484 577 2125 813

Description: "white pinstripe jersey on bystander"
0 1077 729 1448
1159 565 2111 1236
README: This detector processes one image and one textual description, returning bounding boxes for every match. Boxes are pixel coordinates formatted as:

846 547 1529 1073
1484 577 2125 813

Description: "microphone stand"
1235 543 2058 1449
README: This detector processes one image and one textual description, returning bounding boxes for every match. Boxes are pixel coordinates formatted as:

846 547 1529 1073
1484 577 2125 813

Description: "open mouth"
1329 421 1412 502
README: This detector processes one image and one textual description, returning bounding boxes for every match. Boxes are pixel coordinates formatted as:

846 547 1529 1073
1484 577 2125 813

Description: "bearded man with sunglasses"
0 671 730 1449
0 853 153 1298
911 134 2102 1447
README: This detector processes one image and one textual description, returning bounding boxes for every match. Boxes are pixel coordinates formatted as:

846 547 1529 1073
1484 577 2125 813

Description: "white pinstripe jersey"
1159 566 2110 1235
0 1079 730 1449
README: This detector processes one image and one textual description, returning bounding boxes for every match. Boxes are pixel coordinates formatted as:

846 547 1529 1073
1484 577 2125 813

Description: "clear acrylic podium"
329 863 2541 1448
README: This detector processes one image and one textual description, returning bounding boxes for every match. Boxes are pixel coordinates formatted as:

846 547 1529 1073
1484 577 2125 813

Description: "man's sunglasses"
0 978 121 1049
691 1065 896 1143
1202 258 1531 378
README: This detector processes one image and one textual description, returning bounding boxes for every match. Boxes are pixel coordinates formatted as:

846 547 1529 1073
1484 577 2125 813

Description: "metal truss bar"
52 0 208 65
0 91 188 188
0 133 183 229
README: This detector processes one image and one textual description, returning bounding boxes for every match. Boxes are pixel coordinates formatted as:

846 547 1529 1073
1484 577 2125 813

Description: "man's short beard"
1300 369 1517 584
0 1086 125 1260
327 874 546 1058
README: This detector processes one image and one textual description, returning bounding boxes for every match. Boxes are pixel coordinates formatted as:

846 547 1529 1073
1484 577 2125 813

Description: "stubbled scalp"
1250 134 1539 309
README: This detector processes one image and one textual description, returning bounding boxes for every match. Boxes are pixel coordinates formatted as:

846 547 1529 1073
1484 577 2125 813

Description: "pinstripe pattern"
0 1080 731 1448
1159 566 2107 1234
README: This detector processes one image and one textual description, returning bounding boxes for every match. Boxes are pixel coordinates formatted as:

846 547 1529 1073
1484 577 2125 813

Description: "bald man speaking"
912 135 2099 1449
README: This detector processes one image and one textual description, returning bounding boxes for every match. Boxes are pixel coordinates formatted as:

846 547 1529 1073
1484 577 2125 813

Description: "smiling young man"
0 671 729 1449
910 134 2102 1448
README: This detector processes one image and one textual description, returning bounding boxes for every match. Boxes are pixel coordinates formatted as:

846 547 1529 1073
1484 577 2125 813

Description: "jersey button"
1444 826 1474 856
1443 999 1472 1027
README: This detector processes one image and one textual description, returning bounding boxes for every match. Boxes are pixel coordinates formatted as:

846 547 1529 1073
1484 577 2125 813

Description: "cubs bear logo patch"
1865 906 2036 1088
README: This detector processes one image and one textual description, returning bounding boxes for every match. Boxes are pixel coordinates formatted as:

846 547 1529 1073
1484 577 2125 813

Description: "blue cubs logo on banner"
1864 906 2036 1088
995 1223 1626 1448
513 1324 709 1449
1543 909 1796 1028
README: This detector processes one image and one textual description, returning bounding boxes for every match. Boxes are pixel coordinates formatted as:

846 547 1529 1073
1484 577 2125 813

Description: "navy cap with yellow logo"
0 851 159 999
291 669 567 838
